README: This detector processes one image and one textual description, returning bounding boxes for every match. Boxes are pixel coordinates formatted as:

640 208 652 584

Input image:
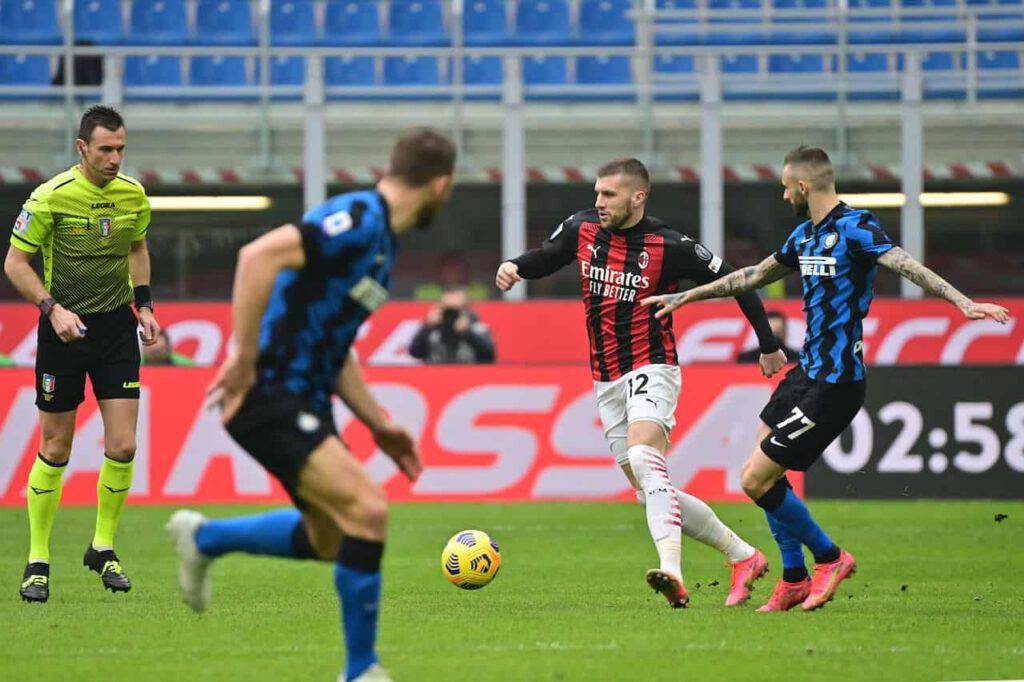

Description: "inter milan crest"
98 217 112 238
638 250 650 269
823 232 839 249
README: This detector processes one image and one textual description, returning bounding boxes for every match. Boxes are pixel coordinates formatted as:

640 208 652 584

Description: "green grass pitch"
1 501 1022 681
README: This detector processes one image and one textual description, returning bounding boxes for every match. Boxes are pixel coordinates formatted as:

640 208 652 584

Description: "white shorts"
594 364 682 467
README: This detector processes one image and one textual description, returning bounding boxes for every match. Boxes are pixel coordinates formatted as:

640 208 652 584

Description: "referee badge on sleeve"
14 209 32 235
98 217 112 238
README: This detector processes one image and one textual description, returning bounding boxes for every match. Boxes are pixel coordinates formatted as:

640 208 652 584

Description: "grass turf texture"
1 501 1022 681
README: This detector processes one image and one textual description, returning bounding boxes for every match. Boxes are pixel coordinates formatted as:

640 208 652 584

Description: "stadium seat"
124 54 182 84
978 49 1020 69
0 53 50 83
270 55 305 84
653 54 696 100
577 0 635 45
387 0 447 46
654 54 695 72
324 55 376 85
383 55 441 85
977 49 1023 97
846 51 890 71
463 0 508 45
522 55 567 84
721 53 758 72
897 0 964 42
705 0 769 45
768 52 826 71
576 55 632 82
462 54 502 84
74 0 124 44
271 0 317 45
323 0 381 45
190 55 249 85
846 51 899 99
514 0 570 45
770 0 834 44
653 0 700 45
1 0 61 44
128 0 188 45
847 0 899 43
195 0 255 45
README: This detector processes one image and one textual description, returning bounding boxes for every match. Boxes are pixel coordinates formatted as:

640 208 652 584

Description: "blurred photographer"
409 287 495 364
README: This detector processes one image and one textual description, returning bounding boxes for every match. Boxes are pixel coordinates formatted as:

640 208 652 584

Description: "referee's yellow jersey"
10 166 151 315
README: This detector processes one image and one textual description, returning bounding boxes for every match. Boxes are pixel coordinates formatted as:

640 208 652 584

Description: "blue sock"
757 483 837 563
764 511 807 581
195 508 307 558
335 537 384 681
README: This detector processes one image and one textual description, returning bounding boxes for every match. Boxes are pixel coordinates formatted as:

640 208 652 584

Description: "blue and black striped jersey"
256 190 396 413
774 202 894 383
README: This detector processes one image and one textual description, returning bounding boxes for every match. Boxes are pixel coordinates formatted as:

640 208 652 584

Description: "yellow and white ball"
441 530 502 590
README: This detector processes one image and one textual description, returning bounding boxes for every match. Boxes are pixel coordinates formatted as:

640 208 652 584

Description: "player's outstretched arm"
337 349 422 481
877 247 1010 323
496 217 580 291
642 255 792 319
207 224 305 419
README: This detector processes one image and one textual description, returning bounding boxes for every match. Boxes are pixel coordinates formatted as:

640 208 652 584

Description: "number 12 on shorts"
777 406 817 440
627 374 649 398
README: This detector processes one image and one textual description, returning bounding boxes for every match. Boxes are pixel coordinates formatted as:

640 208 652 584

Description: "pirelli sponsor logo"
799 255 837 277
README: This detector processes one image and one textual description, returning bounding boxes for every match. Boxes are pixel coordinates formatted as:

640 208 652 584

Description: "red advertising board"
1 299 1020 367
0 365 799 506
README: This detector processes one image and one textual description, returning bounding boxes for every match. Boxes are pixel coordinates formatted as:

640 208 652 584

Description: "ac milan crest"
638 250 650 269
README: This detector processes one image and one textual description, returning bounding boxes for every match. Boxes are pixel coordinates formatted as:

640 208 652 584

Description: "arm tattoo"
877 247 971 309
680 255 792 303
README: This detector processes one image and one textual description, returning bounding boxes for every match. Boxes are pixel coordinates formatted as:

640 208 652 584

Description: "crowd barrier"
0 364 1020 505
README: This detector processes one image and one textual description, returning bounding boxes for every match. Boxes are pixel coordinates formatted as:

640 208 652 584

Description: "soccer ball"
441 530 502 590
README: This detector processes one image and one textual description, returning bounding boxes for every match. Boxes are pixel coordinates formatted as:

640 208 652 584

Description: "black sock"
337 536 384 573
754 478 788 512
783 566 809 583
813 545 841 565
291 520 317 560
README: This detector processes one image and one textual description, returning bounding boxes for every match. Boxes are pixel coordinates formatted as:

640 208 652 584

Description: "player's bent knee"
104 446 136 463
740 461 774 501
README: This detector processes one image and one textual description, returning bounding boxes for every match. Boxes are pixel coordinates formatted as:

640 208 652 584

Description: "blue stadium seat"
846 51 889 71
0 53 50 83
978 49 1020 69
653 54 696 100
721 53 758 72
522 55 567 83
847 0 899 43
770 0 834 43
190 55 249 85
383 55 441 85
705 0 769 45
124 55 182 84
653 0 700 45
462 55 502 84
768 53 826 71
976 0 1024 42
323 0 381 45
576 55 632 82
514 0 570 45
654 54 695 72
74 0 123 44
129 0 187 45
977 49 1022 98
324 55 376 84
270 55 305 84
578 0 635 45
271 0 317 45
1 0 61 44
464 0 508 45
195 0 255 45
897 0 964 42
387 0 447 46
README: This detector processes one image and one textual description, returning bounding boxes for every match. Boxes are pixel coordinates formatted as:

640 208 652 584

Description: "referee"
4 105 159 603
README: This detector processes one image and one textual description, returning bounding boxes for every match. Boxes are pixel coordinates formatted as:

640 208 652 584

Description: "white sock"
628 445 682 578
675 489 755 564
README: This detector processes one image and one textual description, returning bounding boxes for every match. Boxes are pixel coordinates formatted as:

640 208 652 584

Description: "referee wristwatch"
38 296 58 318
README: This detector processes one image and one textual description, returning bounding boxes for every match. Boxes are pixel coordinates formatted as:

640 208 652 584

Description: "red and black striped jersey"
511 208 779 381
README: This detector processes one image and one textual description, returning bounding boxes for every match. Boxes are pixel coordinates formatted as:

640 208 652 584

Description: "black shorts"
224 384 338 508
759 364 866 471
35 305 140 413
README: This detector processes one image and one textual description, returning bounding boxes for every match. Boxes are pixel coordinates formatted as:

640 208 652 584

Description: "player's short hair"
597 157 650 192
388 127 457 187
78 105 125 143
783 145 835 190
